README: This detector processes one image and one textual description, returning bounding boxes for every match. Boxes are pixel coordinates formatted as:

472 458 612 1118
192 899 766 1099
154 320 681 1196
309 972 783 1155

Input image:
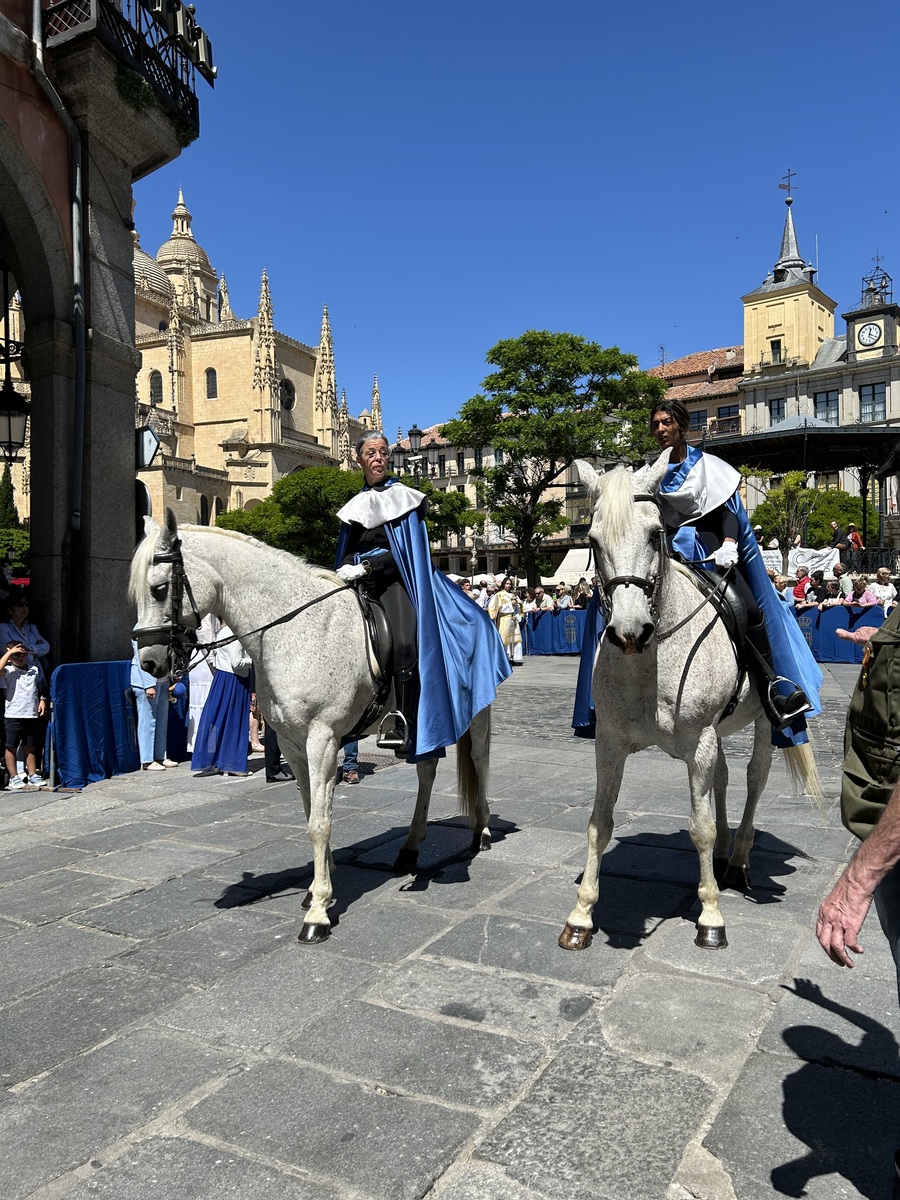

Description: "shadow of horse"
580 827 811 949
213 816 518 924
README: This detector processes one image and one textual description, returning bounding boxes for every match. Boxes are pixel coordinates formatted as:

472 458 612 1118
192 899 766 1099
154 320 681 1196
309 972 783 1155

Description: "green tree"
0 464 20 530
217 466 363 566
441 330 666 585
746 470 879 571
0 528 29 576
398 475 482 545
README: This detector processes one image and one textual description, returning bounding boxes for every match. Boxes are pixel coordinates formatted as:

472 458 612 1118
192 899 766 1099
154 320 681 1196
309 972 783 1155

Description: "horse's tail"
782 738 825 811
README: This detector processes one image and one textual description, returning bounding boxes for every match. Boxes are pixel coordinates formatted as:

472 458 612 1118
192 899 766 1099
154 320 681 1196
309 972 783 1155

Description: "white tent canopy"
541 547 594 586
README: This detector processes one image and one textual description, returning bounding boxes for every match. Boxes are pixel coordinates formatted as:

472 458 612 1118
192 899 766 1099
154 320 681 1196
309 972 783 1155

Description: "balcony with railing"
43 0 214 135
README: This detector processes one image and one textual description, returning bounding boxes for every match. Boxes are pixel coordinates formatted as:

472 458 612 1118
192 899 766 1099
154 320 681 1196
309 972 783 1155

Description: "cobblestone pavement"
1 655 899 1199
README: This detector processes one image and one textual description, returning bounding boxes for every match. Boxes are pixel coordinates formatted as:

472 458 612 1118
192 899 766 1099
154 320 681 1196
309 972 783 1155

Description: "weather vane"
778 169 798 198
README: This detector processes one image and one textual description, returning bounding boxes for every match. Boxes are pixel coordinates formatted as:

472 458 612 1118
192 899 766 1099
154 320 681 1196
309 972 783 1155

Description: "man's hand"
835 626 879 645
336 563 368 583
816 871 873 967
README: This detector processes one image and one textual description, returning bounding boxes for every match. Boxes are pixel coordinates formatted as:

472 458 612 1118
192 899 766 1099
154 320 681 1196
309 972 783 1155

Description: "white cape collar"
337 481 427 530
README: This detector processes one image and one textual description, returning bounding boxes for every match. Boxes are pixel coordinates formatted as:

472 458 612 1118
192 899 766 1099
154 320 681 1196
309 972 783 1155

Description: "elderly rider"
335 430 510 760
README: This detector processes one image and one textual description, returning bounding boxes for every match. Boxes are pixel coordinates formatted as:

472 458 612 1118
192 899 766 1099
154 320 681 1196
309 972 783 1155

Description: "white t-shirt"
4 662 45 718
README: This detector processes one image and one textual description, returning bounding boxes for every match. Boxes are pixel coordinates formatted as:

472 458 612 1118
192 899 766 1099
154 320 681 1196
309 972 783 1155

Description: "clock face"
858 322 882 347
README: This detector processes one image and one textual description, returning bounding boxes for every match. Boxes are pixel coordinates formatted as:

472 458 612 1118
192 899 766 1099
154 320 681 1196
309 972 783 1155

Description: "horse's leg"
687 727 728 949
558 740 626 951
298 725 339 945
467 708 492 853
712 739 731 885
722 715 773 893
393 757 438 874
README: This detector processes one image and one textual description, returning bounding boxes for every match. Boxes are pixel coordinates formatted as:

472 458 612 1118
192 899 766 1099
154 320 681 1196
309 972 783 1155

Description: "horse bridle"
132 538 359 681
132 539 203 679
594 491 667 629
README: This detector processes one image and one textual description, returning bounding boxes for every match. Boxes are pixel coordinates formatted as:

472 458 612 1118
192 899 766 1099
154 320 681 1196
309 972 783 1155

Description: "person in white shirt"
869 567 897 610
1 640 47 788
0 594 49 667
555 585 575 610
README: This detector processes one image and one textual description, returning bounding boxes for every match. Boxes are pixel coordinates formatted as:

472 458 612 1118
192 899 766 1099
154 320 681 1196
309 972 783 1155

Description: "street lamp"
407 424 423 454
424 437 440 475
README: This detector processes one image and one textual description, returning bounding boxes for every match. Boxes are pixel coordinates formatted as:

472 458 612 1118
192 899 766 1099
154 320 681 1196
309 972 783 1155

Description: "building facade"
133 192 380 529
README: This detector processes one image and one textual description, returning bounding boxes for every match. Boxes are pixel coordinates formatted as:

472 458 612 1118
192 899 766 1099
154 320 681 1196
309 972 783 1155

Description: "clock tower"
741 194 836 374
842 266 900 364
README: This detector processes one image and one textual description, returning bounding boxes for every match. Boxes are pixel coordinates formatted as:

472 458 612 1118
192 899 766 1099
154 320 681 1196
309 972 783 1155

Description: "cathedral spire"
170 189 195 242
218 272 233 321
314 304 339 459
253 270 279 442
338 389 351 469
371 373 382 432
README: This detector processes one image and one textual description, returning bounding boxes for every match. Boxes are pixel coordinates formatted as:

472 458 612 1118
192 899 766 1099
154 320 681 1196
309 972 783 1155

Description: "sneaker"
27 773 43 787
342 769 360 785
142 762 166 772
160 759 178 768
8 774 26 789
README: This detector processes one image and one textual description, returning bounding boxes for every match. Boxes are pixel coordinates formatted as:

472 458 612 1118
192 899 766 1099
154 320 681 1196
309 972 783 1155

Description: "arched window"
149 370 163 407
199 495 210 526
214 497 224 520
280 378 295 410
205 367 217 399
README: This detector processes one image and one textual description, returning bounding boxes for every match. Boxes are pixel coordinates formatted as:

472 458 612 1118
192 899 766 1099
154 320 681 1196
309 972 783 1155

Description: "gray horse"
560 454 820 952
129 510 492 944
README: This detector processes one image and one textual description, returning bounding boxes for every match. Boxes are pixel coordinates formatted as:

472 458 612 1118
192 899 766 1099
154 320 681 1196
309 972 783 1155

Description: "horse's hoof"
713 856 729 885
472 830 491 853
695 924 728 950
393 847 419 875
558 923 593 951
721 864 750 893
298 921 331 944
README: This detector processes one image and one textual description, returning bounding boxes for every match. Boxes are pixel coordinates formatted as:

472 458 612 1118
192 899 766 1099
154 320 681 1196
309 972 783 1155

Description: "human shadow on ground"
769 977 900 1197
213 816 518 923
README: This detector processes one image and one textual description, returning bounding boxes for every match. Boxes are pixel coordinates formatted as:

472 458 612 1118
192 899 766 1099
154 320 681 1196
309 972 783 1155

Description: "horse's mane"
128 522 340 606
598 466 635 545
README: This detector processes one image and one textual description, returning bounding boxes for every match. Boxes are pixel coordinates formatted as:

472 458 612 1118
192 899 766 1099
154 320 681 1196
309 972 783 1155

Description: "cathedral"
134 191 380 527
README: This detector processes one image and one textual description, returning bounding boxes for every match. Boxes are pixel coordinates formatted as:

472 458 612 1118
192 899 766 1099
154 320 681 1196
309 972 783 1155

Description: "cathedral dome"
156 189 213 273
133 232 172 298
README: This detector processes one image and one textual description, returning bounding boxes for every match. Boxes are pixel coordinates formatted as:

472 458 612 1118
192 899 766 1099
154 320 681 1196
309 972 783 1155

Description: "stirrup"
768 678 812 727
376 709 409 752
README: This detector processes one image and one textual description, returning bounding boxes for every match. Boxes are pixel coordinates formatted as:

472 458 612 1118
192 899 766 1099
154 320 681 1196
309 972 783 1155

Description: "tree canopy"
440 330 667 584
0 464 20 530
746 469 879 569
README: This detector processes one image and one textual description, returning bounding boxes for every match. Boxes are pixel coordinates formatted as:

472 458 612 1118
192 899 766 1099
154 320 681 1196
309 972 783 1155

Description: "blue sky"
134 0 900 439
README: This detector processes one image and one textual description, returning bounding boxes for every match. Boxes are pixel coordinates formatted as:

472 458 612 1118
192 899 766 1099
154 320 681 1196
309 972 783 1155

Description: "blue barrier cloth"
50 660 140 789
523 608 587 655
49 662 190 789
794 605 887 663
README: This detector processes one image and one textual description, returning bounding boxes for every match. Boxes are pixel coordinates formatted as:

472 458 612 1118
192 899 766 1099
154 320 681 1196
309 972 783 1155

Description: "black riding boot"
744 619 811 729
377 669 420 758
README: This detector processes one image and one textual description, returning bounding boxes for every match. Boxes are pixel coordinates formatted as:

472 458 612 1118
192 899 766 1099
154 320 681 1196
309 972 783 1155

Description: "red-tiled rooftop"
648 346 744 381
664 377 741 401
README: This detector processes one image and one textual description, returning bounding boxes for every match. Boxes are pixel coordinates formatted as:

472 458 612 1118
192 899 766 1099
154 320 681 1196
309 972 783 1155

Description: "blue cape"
572 448 822 748
337 479 511 761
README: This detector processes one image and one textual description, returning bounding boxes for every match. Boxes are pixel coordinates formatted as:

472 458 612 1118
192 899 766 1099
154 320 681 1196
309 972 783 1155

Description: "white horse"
129 511 493 944
560 455 820 952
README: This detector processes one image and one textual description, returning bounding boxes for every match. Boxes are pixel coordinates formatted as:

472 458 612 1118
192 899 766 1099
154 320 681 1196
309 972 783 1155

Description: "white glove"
713 542 739 568
337 563 368 583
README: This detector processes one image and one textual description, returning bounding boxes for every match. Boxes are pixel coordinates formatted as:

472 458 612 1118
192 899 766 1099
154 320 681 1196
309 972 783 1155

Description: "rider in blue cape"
573 398 822 749
336 430 511 763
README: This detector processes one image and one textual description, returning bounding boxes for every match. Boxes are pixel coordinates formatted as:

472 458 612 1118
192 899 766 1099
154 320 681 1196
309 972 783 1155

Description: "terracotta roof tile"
649 345 743 381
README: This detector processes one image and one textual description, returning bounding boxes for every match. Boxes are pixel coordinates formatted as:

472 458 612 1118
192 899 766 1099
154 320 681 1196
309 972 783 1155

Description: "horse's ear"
163 507 179 542
640 449 673 496
574 460 602 497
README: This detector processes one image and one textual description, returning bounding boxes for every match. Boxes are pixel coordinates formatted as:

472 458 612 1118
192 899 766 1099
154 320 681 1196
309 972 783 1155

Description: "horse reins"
132 539 355 680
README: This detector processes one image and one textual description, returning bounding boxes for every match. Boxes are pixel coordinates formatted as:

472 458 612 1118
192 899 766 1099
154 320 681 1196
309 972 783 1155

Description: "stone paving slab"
476 1042 711 1200
285 998 545 1110
705 1051 900 1199
185 1058 480 1200
72 873 247 938
63 1136 344 1200
0 866 139 924
0 921 131 1004
0 1030 237 1200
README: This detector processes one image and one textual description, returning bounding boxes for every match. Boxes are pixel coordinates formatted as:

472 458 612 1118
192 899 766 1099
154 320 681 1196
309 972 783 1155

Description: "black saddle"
346 588 394 738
